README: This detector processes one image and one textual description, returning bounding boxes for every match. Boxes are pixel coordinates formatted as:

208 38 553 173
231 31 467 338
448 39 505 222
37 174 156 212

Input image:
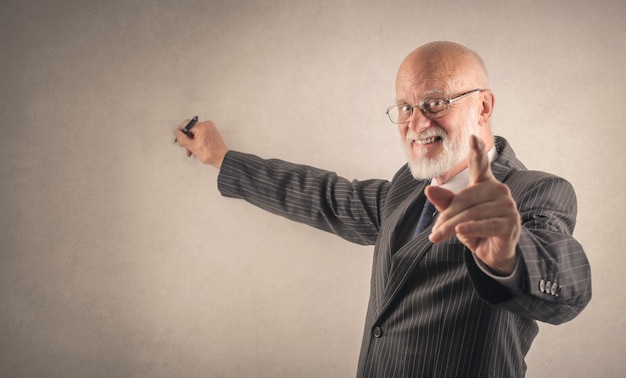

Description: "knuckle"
494 183 510 196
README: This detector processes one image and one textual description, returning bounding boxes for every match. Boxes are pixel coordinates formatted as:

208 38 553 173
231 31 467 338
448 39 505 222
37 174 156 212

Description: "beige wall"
1 0 624 376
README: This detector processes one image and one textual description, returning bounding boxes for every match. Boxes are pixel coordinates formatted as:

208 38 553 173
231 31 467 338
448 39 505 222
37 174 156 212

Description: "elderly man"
175 41 591 377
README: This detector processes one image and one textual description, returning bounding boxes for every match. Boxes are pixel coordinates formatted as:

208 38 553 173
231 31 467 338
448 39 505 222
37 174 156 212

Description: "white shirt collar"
431 145 498 193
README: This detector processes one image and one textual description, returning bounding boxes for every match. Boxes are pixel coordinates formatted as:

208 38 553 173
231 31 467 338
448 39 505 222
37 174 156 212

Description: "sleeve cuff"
472 252 524 293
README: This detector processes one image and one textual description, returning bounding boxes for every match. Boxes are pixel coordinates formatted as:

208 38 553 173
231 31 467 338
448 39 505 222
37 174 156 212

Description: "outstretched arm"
425 135 591 323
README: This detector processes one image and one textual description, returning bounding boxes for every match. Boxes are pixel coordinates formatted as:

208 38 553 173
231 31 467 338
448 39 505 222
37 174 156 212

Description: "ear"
478 90 495 126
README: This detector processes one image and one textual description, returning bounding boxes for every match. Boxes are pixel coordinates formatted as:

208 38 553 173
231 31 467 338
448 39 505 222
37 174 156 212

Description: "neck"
433 162 468 185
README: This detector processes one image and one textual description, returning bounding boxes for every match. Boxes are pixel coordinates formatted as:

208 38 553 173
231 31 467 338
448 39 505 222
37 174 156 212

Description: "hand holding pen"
173 116 198 143
174 116 229 169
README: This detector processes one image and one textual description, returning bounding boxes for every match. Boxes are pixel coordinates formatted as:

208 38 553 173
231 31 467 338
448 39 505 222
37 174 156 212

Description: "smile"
414 136 442 145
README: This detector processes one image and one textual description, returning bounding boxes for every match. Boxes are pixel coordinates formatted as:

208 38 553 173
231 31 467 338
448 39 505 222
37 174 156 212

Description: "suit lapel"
493 136 526 182
378 220 436 318
372 173 428 313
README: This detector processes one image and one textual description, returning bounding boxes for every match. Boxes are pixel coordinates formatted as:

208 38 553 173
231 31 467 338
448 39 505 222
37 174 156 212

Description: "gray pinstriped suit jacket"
217 136 592 377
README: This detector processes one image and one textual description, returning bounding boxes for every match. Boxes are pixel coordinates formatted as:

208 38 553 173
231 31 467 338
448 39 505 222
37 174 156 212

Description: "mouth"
406 127 447 154
414 136 443 145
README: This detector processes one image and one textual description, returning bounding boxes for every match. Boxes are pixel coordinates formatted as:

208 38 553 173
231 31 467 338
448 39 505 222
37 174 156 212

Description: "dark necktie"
411 199 436 239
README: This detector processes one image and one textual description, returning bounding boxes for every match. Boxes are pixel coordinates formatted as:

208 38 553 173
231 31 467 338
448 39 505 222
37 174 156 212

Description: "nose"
408 106 431 131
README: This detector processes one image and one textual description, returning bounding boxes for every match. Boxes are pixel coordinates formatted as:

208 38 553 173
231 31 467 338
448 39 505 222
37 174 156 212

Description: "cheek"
437 117 461 137
398 123 408 137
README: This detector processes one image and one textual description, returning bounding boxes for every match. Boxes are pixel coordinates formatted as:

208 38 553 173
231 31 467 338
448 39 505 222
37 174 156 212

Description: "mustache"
405 126 448 142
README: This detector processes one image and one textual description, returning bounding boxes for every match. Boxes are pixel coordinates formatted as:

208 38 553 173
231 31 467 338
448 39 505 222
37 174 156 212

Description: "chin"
406 156 449 180
404 135 474 181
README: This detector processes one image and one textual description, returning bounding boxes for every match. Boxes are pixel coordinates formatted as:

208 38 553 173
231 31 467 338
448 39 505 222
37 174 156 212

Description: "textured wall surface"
1 0 624 377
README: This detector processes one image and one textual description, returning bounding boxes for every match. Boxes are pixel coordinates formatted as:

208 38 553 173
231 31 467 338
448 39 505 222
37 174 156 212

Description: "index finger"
468 134 494 185
173 118 196 144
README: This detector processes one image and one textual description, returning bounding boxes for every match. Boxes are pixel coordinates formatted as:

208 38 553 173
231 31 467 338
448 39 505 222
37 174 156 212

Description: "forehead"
395 68 462 101
395 50 477 102
394 79 452 103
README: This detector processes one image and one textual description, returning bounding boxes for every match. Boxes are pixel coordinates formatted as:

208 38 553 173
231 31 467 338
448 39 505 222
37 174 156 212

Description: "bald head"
397 41 489 93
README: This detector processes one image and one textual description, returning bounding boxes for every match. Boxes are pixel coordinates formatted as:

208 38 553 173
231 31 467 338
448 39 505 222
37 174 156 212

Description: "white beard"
404 114 479 180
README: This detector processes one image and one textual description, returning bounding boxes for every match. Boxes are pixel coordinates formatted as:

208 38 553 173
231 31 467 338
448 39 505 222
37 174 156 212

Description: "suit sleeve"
465 171 592 324
217 150 389 246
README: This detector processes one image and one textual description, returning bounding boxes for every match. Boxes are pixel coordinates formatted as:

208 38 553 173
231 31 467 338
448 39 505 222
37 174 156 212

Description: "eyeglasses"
386 88 483 124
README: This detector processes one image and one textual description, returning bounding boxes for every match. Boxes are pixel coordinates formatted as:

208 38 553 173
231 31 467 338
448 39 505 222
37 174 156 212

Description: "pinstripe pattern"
217 136 592 377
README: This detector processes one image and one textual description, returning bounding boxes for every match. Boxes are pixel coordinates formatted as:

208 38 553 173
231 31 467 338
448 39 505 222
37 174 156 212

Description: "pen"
173 115 199 143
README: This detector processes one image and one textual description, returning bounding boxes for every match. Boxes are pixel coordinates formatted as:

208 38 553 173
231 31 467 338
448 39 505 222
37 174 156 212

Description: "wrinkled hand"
174 118 228 168
427 135 521 275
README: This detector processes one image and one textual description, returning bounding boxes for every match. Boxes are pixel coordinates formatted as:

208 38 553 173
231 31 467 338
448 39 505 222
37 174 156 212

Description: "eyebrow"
394 88 447 104
393 98 407 105
423 88 446 97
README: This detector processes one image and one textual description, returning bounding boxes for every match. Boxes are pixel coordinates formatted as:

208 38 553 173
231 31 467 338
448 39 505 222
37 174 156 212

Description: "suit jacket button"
373 327 383 338
550 282 558 295
539 279 546 293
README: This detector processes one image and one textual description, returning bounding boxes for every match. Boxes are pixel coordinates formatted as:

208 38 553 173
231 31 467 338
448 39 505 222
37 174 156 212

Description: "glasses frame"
386 88 483 124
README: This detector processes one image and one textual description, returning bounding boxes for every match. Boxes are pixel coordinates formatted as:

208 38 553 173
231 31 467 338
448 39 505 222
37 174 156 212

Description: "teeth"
415 137 439 145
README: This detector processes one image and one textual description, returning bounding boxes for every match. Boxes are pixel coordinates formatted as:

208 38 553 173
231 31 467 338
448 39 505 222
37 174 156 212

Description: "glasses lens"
387 104 412 124
387 101 450 123
422 99 449 118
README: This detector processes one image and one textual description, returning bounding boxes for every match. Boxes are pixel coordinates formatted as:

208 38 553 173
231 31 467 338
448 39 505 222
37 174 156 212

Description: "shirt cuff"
472 253 524 293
